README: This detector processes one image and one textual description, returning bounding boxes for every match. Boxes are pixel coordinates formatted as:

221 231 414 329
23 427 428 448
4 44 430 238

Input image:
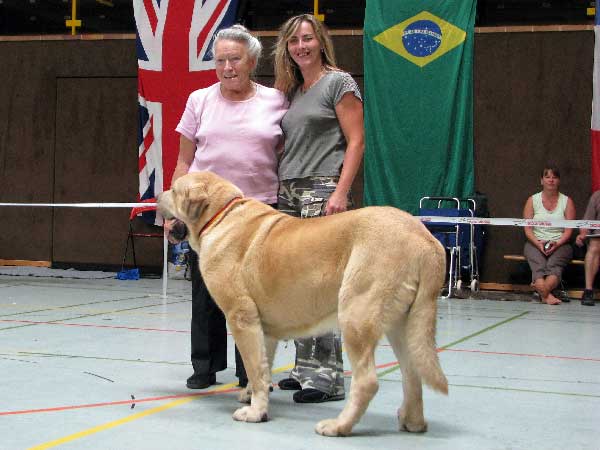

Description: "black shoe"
278 377 301 391
582 289 595 306
293 388 345 403
186 372 216 389
552 289 570 303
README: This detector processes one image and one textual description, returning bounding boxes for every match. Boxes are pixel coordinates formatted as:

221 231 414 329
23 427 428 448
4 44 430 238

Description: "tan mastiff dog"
158 171 448 437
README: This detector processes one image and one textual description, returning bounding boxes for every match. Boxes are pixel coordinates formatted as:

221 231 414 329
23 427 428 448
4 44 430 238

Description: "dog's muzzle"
170 219 189 242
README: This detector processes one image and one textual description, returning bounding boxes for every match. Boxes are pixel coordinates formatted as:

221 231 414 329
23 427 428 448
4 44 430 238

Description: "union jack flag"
134 0 238 224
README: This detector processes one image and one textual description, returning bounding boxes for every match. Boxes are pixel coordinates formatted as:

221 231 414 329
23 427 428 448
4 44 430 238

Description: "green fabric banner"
363 0 476 214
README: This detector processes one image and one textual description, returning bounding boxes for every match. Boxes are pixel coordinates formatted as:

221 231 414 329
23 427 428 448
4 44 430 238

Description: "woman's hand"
543 240 557 256
325 190 348 216
576 232 587 247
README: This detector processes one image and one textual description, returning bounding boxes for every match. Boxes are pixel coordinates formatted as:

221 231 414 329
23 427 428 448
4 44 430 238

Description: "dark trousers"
189 250 246 380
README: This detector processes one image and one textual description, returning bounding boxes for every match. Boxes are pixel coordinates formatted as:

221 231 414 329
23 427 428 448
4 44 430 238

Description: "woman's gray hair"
212 24 262 61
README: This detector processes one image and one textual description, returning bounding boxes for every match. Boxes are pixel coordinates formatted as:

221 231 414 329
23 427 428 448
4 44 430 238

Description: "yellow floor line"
29 364 294 450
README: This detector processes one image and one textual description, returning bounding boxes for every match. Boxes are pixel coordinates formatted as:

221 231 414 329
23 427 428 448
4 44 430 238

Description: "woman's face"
286 21 322 72
214 39 256 95
541 170 560 190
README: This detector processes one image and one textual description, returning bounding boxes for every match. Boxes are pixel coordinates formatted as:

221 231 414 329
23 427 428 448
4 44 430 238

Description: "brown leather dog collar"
198 196 243 237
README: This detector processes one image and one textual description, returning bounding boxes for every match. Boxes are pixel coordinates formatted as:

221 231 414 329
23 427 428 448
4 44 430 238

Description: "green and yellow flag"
363 0 476 213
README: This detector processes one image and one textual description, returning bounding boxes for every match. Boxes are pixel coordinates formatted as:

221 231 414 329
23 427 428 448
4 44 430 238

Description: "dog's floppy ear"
180 181 210 222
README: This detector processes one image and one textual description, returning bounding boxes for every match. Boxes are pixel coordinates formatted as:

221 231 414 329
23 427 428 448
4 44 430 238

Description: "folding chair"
120 198 163 273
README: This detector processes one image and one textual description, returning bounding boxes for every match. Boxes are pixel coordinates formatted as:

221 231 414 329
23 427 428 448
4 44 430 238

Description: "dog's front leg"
238 335 278 404
228 303 270 423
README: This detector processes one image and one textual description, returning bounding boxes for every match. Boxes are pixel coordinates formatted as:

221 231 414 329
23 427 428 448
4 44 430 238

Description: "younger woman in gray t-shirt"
273 14 364 403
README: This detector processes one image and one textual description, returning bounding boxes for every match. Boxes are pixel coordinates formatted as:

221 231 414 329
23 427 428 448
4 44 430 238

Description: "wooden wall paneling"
0 42 57 261
52 76 162 267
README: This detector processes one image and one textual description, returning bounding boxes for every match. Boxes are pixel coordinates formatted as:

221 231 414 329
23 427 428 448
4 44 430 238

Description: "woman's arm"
553 197 576 249
164 134 196 239
325 92 364 215
523 196 544 252
171 135 196 184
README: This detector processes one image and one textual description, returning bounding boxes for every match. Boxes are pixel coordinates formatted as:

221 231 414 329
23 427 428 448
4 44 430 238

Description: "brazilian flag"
363 1 476 214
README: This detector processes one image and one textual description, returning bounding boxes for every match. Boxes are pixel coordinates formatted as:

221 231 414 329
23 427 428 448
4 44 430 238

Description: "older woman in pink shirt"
166 25 287 390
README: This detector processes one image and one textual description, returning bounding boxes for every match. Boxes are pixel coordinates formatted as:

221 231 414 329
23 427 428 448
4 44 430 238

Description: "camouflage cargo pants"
277 176 352 397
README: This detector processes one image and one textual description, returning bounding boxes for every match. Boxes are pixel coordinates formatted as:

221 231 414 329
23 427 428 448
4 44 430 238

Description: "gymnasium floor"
1 271 599 450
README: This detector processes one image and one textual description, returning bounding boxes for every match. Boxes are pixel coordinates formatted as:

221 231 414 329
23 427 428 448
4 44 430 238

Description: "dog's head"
158 171 244 242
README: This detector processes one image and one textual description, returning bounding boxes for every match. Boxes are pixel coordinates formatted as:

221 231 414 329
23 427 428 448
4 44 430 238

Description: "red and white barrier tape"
1 203 599 229
419 216 600 229
0 202 156 208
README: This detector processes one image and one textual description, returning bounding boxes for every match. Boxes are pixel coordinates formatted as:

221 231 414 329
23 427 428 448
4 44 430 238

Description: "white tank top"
531 191 568 241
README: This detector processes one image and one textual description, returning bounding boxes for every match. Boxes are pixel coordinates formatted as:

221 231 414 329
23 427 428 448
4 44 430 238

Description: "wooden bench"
501 254 589 299
503 254 584 265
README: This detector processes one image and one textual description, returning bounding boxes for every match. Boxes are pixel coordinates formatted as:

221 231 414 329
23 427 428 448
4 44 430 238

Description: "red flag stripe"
143 0 158 34
591 130 600 192
138 117 154 172
197 0 229 58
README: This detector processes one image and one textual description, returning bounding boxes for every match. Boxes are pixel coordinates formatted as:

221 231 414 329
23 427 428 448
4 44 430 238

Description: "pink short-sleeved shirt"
176 82 287 204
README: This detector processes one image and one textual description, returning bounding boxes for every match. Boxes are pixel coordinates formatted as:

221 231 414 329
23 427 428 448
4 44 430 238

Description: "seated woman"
523 165 576 304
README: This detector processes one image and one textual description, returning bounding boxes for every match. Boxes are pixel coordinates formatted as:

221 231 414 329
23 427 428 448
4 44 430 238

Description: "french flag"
592 9 600 191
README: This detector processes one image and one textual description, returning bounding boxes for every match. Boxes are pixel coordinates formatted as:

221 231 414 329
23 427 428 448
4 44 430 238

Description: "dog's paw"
398 407 427 433
232 406 268 423
238 387 251 404
315 418 351 437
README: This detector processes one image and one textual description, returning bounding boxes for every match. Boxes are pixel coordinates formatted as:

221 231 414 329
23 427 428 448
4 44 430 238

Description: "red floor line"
0 360 399 417
0 387 241 416
0 319 189 334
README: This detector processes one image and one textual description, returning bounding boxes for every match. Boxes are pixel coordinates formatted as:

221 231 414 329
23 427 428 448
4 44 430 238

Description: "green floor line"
0 299 190 331
377 311 530 377
438 310 530 350
0 294 157 318
449 382 600 399
375 377 600 398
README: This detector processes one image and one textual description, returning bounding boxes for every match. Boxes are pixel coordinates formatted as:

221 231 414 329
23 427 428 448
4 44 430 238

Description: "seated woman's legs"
525 242 560 304
534 275 562 305
543 244 573 304
527 242 572 305
585 239 600 290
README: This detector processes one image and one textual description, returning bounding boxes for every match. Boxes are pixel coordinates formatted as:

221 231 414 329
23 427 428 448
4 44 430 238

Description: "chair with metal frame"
120 198 163 273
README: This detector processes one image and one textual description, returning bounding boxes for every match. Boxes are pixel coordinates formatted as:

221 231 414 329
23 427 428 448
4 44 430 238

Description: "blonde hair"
273 14 337 98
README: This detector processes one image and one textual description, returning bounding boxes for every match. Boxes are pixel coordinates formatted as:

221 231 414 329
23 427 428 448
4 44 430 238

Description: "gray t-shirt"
278 71 362 181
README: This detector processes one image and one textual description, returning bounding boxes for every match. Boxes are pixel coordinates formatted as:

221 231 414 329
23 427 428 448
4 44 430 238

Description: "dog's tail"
406 240 448 395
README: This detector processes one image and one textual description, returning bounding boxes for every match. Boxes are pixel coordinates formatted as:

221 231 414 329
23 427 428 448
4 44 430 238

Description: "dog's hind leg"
386 321 427 433
315 309 380 436
228 300 271 423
